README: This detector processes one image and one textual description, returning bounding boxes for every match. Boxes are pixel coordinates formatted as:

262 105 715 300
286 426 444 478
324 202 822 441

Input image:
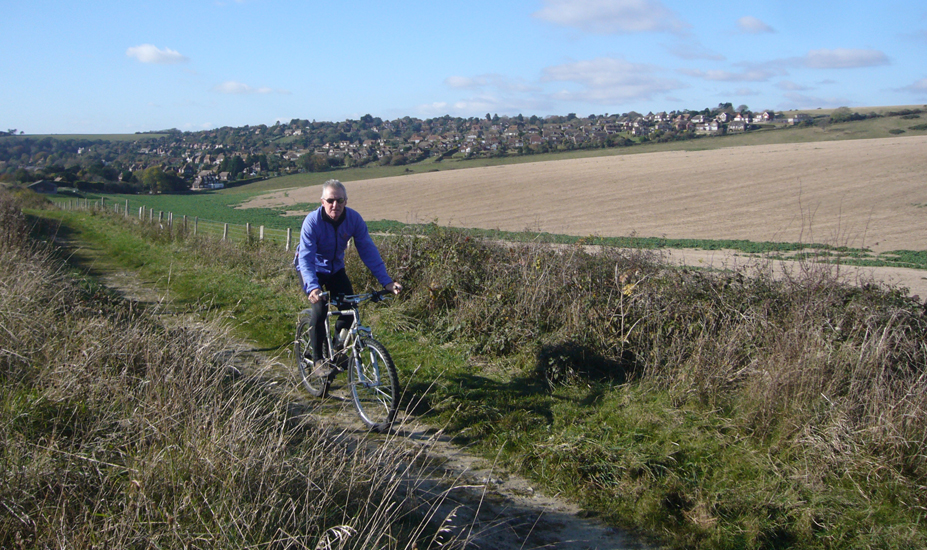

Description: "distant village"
177 108 796 191
0 106 827 194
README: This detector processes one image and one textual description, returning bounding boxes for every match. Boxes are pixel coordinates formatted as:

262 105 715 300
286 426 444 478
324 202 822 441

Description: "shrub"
0 192 465 549
371 226 927 490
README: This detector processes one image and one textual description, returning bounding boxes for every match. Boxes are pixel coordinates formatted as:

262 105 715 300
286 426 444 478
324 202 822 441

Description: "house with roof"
728 120 747 132
28 180 57 194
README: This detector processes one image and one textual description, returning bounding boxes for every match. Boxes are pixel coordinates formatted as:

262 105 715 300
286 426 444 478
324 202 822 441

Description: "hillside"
240 134 927 296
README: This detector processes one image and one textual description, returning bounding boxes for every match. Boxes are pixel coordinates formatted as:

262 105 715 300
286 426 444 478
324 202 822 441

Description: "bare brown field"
242 135 927 295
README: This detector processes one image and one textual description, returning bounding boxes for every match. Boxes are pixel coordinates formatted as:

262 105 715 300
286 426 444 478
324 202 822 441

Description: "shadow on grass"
535 340 640 389
400 340 641 446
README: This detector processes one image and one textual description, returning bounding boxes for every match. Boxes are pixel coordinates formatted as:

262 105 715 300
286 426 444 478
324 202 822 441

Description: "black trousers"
301 269 355 361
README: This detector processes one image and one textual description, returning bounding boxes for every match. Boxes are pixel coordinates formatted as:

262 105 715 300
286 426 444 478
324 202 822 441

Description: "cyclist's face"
321 189 346 219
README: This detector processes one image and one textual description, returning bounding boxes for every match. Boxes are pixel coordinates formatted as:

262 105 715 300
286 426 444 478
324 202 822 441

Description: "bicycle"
294 290 400 432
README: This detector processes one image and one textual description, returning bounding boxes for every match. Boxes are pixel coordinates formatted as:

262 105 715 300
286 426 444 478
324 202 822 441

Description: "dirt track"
60 236 647 549
242 135 927 297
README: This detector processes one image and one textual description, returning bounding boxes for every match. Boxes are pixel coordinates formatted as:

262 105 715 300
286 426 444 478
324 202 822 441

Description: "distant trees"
218 154 246 179
6 101 910 193
137 166 185 194
830 106 866 124
298 153 337 173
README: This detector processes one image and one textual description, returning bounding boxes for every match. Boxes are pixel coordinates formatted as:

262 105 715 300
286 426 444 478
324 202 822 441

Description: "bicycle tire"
295 318 331 398
348 337 399 432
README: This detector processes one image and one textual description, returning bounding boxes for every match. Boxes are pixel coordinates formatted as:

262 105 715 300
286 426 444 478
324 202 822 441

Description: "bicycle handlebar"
318 289 394 307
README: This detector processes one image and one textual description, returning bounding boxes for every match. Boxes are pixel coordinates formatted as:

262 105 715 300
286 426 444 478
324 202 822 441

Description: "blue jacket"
294 206 392 294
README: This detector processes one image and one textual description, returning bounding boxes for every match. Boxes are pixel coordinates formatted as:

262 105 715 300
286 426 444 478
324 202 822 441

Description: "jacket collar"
320 206 346 227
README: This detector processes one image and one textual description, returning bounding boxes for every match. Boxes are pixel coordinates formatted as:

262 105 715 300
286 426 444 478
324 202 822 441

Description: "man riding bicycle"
294 179 402 377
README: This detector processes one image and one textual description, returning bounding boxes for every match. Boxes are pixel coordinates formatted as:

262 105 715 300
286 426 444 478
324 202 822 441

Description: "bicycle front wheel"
295 318 331 398
348 337 399 432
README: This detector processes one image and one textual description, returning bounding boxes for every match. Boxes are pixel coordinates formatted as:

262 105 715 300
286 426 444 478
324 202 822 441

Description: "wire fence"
61 196 295 250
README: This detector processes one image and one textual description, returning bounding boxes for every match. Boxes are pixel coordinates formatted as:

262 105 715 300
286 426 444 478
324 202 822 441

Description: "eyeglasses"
323 197 346 205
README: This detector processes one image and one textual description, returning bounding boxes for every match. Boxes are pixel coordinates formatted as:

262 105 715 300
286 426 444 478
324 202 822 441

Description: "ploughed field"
243 135 927 295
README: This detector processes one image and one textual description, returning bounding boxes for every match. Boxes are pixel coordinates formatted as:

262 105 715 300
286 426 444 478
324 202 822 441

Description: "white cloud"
680 68 775 82
445 76 478 89
781 92 853 110
898 78 927 94
416 102 451 117
736 16 774 34
533 0 688 34
126 44 189 64
213 81 277 94
903 29 927 43
541 57 684 104
803 49 889 69
444 74 537 93
777 80 812 91
417 95 551 118
434 74 548 116
664 39 724 60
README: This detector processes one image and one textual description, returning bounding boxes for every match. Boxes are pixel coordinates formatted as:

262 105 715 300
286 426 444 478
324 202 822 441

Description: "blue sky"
4 0 927 134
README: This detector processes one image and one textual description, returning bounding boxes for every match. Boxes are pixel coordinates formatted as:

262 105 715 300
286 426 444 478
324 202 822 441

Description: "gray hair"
321 179 347 199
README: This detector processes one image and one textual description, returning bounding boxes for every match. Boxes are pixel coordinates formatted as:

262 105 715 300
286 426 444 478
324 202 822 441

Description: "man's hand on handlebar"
308 288 326 304
386 282 402 295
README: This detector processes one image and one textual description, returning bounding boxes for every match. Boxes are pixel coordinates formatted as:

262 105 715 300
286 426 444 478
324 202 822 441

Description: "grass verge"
1 192 474 549
26 201 927 549
53 194 927 271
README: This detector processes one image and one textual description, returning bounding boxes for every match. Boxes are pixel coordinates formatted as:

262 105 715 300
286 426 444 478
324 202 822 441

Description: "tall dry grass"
370 224 927 512
38 199 927 547
0 193 466 549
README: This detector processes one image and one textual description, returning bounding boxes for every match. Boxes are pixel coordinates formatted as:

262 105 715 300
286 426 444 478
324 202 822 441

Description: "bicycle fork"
351 327 383 388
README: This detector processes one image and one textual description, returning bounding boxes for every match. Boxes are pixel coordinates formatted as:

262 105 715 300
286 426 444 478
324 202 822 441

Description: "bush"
42 203 927 548
372 226 927 489
0 193 466 549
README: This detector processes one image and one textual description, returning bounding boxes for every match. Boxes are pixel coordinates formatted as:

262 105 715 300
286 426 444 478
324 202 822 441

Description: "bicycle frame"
295 289 399 431
320 292 386 380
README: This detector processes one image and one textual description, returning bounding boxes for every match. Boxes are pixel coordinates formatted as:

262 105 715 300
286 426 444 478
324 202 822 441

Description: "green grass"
40 208 302 350
34 207 927 550
55 196 927 271
4 204 465 548
55 191 318 231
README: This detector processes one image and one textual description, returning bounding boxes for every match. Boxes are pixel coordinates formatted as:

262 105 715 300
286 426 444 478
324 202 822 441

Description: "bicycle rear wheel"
295 318 331 398
348 337 399 432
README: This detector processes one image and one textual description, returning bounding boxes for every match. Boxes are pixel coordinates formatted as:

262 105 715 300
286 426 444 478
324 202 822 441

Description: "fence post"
139 206 144 220
125 200 129 217
286 228 292 251
158 211 163 225
245 223 251 241
259 225 264 242
168 212 173 229
223 223 228 241
194 217 198 236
